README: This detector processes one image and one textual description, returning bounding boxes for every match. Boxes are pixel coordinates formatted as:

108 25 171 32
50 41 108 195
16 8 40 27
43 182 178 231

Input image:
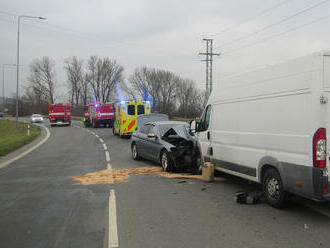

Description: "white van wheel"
263 168 289 208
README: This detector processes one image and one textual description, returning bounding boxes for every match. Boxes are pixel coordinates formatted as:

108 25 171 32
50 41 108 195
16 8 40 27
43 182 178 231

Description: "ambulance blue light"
120 101 125 105
146 100 150 105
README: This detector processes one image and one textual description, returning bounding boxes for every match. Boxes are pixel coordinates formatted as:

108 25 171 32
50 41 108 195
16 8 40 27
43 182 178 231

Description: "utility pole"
199 38 220 104
2 63 16 111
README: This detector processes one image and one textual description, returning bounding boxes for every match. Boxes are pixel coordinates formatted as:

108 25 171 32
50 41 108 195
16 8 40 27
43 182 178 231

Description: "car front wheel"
161 151 173 172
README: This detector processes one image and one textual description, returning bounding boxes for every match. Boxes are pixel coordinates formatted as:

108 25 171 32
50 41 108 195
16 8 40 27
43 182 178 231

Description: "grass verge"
0 120 41 157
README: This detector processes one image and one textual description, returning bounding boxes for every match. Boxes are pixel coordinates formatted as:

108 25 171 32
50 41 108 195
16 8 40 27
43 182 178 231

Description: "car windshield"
32 114 42 117
158 123 189 137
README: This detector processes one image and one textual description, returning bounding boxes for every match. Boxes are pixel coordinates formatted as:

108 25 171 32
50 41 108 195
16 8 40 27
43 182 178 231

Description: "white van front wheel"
262 168 289 208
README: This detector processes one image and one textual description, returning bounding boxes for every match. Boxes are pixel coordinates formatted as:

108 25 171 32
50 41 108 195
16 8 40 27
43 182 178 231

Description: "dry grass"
71 166 225 185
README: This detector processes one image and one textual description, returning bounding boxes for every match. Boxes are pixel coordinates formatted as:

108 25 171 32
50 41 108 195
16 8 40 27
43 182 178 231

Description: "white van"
195 51 330 208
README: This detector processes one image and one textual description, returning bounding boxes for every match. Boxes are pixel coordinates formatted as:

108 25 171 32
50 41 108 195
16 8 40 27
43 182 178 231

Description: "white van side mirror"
190 120 199 133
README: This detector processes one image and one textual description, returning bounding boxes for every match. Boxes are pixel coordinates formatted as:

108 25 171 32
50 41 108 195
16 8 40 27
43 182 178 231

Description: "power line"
0 10 16 17
220 0 330 48
213 0 293 36
224 12 330 56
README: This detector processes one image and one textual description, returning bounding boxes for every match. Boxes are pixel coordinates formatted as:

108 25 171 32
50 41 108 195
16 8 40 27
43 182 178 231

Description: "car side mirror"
147 133 157 138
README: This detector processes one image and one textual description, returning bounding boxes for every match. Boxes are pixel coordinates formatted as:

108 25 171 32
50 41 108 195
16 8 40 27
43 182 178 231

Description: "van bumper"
281 163 329 202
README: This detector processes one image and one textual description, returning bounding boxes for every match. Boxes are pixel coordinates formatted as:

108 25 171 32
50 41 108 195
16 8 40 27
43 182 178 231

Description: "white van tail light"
313 128 327 168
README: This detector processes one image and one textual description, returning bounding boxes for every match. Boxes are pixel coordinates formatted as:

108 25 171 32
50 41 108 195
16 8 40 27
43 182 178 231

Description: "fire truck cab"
113 100 151 137
48 103 71 127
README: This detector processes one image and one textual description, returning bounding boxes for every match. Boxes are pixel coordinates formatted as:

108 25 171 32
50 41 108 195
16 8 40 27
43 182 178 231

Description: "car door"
144 125 163 162
132 126 145 157
138 124 153 160
196 105 212 162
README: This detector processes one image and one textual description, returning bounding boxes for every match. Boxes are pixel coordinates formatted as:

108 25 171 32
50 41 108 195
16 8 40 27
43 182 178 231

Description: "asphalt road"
1 120 330 248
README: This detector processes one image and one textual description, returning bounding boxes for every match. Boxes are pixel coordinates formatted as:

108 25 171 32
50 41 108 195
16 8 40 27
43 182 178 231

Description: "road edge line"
0 124 51 169
108 189 119 248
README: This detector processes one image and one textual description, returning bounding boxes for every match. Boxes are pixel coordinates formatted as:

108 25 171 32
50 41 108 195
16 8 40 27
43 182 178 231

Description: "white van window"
199 105 211 131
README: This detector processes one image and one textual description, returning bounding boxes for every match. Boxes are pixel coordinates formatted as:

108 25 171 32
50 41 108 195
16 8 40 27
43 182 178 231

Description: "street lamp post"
2 63 16 111
16 15 46 130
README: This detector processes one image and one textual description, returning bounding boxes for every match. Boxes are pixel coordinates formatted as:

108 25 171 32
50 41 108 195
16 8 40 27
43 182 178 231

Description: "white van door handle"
207 131 210 140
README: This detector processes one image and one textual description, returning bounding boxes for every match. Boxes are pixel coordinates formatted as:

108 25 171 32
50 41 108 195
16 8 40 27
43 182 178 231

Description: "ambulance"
113 100 151 137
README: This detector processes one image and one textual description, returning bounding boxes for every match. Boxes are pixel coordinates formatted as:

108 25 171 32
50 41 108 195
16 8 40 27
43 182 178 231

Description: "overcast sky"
1 0 330 101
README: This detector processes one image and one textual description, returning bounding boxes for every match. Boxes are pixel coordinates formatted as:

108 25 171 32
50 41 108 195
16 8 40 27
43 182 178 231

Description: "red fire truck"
48 103 71 127
83 102 115 128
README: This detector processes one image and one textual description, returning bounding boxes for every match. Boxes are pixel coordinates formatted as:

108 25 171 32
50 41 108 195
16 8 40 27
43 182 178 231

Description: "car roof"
147 121 188 126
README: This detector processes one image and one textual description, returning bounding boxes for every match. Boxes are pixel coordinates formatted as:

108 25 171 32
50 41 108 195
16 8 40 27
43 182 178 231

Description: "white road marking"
0 124 51 169
108 190 119 248
105 151 111 162
73 122 118 248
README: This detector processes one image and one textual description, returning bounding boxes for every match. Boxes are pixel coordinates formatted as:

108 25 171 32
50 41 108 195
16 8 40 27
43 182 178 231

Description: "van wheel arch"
261 164 276 182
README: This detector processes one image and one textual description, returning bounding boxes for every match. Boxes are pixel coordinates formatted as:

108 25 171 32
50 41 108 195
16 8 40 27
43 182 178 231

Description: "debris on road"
235 190 264 204
71 166 226 185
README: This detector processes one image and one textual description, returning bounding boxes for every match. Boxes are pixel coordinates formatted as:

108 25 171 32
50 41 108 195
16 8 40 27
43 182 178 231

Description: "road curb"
0 123 51 169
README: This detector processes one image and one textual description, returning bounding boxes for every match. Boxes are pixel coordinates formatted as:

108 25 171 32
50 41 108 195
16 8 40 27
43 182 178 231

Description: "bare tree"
65 56 84 106
129 67 161 110
176 79 204 118
80 74 90 106
157 70 178 114
128 66 204 117
27 57 56 104
86 56 123 102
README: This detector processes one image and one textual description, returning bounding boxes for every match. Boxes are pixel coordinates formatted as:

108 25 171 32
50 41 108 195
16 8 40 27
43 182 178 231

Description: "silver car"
30 114 44 123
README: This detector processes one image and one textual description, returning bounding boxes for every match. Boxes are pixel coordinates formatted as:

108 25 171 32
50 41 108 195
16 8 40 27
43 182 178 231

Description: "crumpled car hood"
163 125 190 140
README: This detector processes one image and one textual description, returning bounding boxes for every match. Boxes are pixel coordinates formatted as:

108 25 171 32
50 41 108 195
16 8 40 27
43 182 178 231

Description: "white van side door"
196 105 212 161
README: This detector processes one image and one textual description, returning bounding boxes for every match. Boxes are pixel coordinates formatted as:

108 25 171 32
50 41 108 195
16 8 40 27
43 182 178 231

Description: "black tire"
263 168 289 208
112 127 116 135
131 143 141 160
160 150 174 172
192 156 202 175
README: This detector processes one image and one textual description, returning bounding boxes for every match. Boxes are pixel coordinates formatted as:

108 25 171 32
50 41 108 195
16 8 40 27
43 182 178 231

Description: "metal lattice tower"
199 38 220 104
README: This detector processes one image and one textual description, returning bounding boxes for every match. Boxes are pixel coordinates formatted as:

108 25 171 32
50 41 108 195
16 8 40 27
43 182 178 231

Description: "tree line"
7 56 205 118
